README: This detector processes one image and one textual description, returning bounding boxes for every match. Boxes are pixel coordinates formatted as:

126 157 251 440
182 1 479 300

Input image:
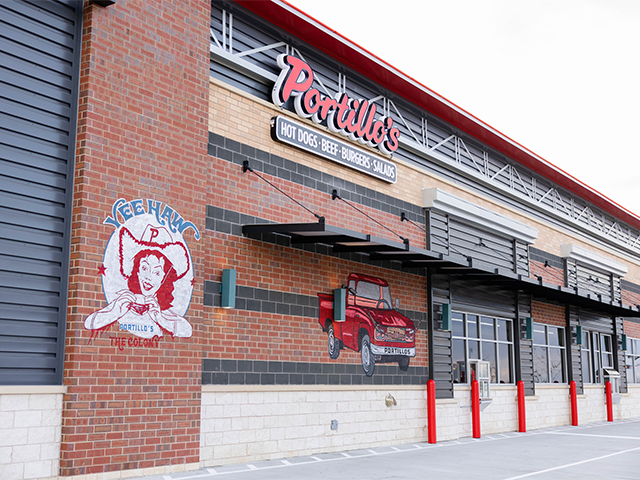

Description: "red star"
97 264 107 276
191 277 197 287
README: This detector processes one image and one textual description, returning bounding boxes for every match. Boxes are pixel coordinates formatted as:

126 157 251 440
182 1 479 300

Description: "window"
581 330 613 384
348 279 392 309
451 312 513 384
625 338 640 383
533 324 566 384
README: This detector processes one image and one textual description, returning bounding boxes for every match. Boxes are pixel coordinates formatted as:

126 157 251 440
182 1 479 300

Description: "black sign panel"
270 116 397 184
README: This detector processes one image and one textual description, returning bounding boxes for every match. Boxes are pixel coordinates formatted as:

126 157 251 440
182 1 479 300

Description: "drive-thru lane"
133 419 640 480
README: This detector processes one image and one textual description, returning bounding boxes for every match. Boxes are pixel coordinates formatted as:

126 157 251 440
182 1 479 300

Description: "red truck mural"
318 273 415 376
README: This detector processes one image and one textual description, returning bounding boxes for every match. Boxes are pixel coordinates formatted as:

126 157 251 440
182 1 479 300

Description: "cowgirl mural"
85 199 198 339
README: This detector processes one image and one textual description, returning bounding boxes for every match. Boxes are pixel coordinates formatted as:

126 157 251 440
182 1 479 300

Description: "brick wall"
62 0 211 476
530 260 565 287
202 233 429 370
531 300 566 327
624 320 640 339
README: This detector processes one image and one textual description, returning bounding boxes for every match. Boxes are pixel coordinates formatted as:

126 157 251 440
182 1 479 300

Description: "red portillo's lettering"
272 55 314 107
272 54 401 155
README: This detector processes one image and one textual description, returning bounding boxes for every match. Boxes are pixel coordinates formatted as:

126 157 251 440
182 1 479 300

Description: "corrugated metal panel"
567 306 583 394
432 328 453 399
0 0 82 385
517 292 535 396
427 211 525 274
566 260 619 304
450 278 516 319
616 317 627 393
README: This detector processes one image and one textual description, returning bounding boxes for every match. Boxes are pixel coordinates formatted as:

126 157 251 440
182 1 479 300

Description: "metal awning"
242 221 640 318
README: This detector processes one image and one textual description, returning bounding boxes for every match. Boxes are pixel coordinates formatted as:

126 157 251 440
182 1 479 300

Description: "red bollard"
517 380 526 433
471 377 481 438
427 379 437 444
570 380 578 426
606 381 613 422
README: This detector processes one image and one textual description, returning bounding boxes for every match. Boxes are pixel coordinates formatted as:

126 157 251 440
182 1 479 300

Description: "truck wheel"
398 356 410 371
327 324 340 360
360 334 375 377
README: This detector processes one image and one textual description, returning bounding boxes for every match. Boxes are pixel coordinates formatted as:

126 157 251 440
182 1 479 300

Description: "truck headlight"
405 329 415 342
374 325 386 341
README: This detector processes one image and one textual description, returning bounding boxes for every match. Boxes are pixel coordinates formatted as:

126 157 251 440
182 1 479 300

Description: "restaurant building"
1 0 640 478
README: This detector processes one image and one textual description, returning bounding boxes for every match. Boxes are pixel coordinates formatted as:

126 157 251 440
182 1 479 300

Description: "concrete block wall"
435 386 518 440
578 385 607 424
616 385 640 420
200 386 427 466
525 385 571 430
0 389 64 480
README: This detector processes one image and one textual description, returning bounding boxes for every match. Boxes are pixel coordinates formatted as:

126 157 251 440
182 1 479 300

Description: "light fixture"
385 393 397 407
220 269 236 309
440 303 452 331
523 317 533 340
334 288 346 322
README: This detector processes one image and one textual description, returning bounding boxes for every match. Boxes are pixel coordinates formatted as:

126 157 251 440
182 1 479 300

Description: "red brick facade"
61 1 211 475
531 300 566 328
624 321 640 340
530 260 564 287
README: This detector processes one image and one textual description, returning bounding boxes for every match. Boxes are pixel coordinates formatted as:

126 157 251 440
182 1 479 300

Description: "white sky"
287 0 640 216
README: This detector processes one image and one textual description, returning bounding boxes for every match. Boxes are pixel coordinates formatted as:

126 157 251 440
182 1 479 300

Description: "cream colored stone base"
0 387 65 480
200 385 427 467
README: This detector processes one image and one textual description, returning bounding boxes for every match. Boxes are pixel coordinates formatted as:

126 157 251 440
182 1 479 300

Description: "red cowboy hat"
118 225 190 280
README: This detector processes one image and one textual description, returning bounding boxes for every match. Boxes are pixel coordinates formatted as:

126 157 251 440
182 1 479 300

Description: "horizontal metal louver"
0 0 82 385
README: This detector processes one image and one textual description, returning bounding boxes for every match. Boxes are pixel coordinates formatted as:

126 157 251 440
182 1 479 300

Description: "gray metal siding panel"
0 0 82 385
517 292 535 396
450 278 516 319
617 317 627 393
433 329 453 399
568 306 584 394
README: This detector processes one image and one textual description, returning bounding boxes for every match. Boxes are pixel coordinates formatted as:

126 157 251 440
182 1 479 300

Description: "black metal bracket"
91 0 116 6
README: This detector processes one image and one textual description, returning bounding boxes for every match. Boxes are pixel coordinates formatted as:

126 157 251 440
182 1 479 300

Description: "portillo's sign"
272 55 399 181
271 116 397 183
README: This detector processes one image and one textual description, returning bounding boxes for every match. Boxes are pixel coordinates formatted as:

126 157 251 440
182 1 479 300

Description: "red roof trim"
235 0 640 230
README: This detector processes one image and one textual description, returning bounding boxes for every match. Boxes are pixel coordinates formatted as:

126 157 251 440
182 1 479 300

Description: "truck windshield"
354 281 393 309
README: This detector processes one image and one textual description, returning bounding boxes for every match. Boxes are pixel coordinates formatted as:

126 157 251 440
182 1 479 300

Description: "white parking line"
548 432 640 441
501 446 640 480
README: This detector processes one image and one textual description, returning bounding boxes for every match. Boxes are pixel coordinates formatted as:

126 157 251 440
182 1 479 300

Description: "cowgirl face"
138 255 165 296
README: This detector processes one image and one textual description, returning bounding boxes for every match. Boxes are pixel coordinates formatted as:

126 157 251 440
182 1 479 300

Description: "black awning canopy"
242 221 640 318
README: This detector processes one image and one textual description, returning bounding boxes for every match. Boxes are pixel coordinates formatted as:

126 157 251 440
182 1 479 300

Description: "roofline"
234 0 640 230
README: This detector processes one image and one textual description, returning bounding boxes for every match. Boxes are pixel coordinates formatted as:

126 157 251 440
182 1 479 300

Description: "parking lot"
133 418 640 480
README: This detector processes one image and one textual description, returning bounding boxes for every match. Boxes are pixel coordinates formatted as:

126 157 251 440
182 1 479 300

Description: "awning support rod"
332 189 408 247
243 160 325 223
400 211 425 232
